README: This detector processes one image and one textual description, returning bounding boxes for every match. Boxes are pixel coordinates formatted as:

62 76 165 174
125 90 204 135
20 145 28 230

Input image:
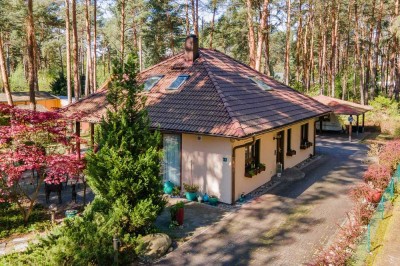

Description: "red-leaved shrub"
379 139 400 170
363 163 391 190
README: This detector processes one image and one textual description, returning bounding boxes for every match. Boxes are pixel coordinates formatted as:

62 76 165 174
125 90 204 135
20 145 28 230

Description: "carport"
313 95 373 140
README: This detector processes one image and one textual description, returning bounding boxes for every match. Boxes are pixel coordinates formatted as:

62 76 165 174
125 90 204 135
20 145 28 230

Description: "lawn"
0 203 52 240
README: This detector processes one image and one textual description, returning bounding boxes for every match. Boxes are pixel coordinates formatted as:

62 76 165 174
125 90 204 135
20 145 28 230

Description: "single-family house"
62 35 331 204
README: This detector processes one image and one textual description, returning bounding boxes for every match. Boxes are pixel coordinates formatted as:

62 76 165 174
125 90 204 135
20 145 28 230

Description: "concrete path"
155 135 369 265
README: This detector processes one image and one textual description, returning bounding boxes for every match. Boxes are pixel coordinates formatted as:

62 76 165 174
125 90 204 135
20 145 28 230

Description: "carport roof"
313 95 373 116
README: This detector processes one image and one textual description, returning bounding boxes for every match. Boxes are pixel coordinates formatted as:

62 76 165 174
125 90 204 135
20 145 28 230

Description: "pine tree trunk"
26 0 36 111
306 2 314 92
0 33 13 105
84 0 92 96
321 29 327 94
93 0 97 92
72 0 80 101
295 0 302 83
120 0 125 70
372 0 384 94
186 0 190 35
245 0 256 69
395 0 400 101
191 0 199 36
330 1 339 97
255 0 269 72
209 2 217 49
65 1 72 104
354 1 365 105
139 35 143 72
264 13 271 76
284 0 291 85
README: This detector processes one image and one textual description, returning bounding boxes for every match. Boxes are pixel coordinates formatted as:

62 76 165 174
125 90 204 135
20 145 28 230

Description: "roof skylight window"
144 75 164 91
248 76 272 91
168 75 190 90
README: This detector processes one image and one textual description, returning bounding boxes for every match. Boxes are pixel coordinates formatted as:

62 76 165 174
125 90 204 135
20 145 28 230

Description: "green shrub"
0 198 136 265
9 65 28 92
50 72 67 96
0 203 52 239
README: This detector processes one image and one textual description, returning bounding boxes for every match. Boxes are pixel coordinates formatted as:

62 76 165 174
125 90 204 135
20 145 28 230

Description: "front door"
163 134 181 186
276 130 284 169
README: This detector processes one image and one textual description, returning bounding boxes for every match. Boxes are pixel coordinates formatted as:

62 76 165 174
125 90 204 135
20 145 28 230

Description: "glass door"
163 134 181 186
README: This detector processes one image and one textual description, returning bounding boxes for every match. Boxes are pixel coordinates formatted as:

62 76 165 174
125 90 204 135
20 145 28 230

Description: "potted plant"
368 189 383 203
170 201 184 226
245 169 256 178
183 183 199 201
171 186 181 198
208 195 218 206
163 181 174 195
258 163 266 172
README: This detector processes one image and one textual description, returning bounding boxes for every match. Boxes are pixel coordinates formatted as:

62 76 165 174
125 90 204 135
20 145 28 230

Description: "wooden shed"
0 91 61 111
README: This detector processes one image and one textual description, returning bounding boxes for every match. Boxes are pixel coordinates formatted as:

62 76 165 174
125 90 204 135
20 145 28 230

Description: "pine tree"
85 55 165 235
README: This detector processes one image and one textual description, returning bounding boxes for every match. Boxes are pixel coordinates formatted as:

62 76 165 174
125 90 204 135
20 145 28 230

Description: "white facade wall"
181 134 232 204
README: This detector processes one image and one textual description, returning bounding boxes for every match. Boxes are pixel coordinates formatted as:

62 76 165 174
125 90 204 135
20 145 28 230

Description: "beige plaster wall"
233 118 316 201
284 119 315 168
181 134 232 204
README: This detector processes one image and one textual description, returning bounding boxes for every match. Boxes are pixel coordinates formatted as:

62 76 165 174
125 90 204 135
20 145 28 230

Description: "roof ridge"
201 50 246 137
139 53 184 75
206 49 332 112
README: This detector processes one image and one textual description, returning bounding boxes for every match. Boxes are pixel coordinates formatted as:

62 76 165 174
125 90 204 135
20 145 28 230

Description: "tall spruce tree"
85 55 165 235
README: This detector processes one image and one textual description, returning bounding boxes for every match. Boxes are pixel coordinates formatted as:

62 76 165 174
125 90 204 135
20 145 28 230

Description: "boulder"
139 233 172 262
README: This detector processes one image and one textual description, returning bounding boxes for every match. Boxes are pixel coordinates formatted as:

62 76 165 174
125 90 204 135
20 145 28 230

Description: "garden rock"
139 233 172 262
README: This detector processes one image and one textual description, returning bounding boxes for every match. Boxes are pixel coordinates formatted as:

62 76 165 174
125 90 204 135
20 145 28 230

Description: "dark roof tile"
61 49 331 138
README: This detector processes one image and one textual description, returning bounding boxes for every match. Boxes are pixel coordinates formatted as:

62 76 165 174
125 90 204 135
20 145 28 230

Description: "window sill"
300 142 313 150
286 150 297 156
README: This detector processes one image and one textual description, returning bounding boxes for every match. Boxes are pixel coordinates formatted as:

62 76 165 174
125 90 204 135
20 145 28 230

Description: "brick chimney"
184 34 199 63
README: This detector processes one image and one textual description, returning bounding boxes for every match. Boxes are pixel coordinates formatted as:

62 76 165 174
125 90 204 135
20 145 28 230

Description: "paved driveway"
155 135 369 266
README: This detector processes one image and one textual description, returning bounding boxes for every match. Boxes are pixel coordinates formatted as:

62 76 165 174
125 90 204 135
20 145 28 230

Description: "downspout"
231 136 256 204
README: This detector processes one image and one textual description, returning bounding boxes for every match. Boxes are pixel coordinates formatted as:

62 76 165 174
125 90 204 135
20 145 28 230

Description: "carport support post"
356 115 359 135
349 121 352 142
75 121 81 159
362 113 365 133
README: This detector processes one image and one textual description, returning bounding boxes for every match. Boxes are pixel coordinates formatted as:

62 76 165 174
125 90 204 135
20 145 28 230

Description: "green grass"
350 192 400 266
0 203 52 240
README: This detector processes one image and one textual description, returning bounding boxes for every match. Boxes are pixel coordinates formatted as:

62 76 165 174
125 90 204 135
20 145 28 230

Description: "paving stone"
12 243 29 252
11 237 28 243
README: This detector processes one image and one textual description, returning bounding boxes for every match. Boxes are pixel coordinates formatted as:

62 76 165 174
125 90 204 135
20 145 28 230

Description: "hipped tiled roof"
313 95 372 115
61 49 331 138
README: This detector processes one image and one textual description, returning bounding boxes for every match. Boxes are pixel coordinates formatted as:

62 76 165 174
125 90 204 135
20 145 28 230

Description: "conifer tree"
85 55 165 235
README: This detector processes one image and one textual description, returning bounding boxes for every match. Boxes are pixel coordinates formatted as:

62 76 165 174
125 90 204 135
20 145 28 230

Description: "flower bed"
310 140 400 265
